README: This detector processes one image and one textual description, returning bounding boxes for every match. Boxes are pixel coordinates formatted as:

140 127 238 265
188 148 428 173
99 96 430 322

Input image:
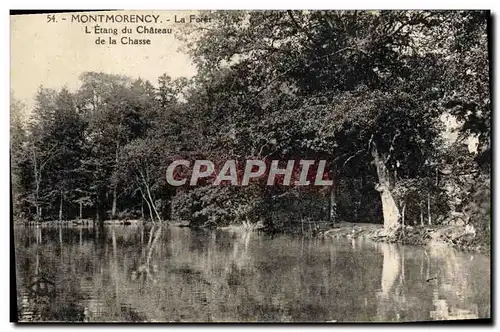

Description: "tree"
441 11 490 169
76 72 149 222
119 138 165 224
50 88 85 221
10 97 29 218
26 88 62 220
181 10 455 233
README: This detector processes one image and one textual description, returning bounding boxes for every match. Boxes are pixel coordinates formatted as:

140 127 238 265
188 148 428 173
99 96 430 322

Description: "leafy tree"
10 10 490 245
10 97 29 218
181 10 457 233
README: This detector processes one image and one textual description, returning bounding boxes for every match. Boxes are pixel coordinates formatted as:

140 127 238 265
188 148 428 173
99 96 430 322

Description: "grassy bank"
319 222 490 255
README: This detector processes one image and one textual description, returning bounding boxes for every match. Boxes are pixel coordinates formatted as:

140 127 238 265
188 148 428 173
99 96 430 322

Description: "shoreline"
318 222 490 255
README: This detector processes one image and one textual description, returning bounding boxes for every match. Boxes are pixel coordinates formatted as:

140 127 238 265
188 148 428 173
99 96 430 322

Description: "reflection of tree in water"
15 226 150 322
375 242 407 321
17 230 86 322
130 226 162 285
427 246 480 320
88 226 159 322
374 241 484 322
15 225 489 322
429 288 479 320
225 230 253 287
174 228 259 322
378 243 401 299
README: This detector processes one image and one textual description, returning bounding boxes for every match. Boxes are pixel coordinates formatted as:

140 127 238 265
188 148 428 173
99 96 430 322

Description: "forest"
10 11 491 245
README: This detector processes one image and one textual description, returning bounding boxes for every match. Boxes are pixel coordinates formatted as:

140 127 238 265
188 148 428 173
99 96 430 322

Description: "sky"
10 11 197 111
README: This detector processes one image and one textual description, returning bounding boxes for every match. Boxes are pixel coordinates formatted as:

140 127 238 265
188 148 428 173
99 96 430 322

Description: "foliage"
464 173 490 246
10 10 490 245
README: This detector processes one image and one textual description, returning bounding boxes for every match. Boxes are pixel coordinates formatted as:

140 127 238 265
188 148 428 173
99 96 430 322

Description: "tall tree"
181 10 459 232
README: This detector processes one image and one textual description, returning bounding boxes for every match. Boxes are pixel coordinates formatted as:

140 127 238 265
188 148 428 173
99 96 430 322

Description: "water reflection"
14 225 490 322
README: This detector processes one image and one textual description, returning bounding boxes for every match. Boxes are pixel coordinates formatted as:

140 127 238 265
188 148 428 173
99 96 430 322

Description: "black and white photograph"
10 9 491 323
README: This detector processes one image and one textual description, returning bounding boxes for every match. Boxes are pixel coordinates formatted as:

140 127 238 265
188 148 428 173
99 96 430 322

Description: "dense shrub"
465 173 491 245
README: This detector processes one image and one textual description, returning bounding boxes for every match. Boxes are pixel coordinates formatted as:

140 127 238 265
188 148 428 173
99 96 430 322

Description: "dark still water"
14 225 490 322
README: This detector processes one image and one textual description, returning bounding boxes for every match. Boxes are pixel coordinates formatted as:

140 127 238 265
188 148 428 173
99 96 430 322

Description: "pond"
14 225 490 322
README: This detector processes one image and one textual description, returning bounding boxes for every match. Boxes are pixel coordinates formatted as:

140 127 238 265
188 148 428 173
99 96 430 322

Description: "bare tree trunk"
31 144 60 222
144 197 154 223
59 191 63 222
371 144 400 234
79 202 83 220
141 200 144 219
138 186 154 223
401 202 406 229
35 201 41 221
427 192 432 225
146 185 162 224
420 202 424 226
97 189 106 230
111 141 119 219
329 182 337 224
139 170 162 223
111 186 117 219
32 148 41 221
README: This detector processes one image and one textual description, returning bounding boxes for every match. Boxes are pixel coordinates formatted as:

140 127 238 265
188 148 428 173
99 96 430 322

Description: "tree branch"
385 129 401 163
341 149 366 169
287 10 316 45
